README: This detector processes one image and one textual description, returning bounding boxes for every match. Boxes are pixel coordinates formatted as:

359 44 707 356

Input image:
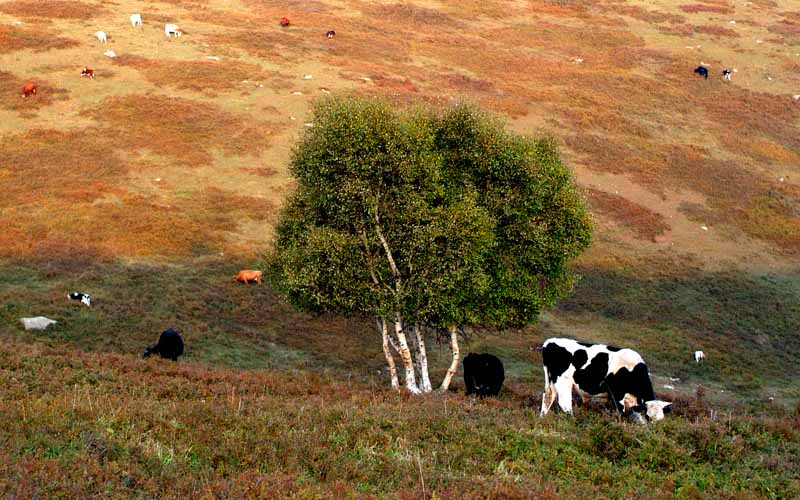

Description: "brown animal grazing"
81 68 95 79
22 82 37 97
233 270 262 284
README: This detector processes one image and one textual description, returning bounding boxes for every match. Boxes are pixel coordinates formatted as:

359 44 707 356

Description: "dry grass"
84 95 274 167
113 55 270 95
0 25 79 52
0 0 102 19
679 3 734 14
587 188 670 241
0 71 68 111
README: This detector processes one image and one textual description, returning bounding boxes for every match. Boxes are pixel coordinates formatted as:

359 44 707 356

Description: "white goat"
130 13 142 27
694 350 705 363
95 31 108 43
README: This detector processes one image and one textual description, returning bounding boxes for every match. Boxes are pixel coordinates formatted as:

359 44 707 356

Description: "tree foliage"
266 95 592 392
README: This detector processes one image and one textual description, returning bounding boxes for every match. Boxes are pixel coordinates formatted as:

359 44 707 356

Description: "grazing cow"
21 317 57 330
463 353 505 397
694 350 705 363
143 328 184 361
326 30 336 39
280 17 290 27
95 31 108 43
233 269 262 284
694 65 708 79
722 68 731 81
540 338 671 422
22 82 37 98
165 23 182 38
67 292 92 307
130 13 142 27
80 68 95 79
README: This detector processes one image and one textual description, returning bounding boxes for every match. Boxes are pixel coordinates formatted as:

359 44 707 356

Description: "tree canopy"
266 95 592 392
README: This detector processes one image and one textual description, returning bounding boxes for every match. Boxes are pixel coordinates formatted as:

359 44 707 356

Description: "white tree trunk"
413 324 432 392
377 317 399 391
439 324 460 392
394 316 421 394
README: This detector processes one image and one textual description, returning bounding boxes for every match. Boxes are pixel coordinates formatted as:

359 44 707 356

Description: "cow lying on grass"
143 328 184 361
463 353 505 397
540 338 671 423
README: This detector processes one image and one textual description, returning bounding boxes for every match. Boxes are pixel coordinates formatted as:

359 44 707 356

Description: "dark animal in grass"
143 328 184 361
694 65 708 79
280 17 290 27
326 30 336 39
539 338 671 423
463 353 505 397
67 291 92 307
722 68 731 81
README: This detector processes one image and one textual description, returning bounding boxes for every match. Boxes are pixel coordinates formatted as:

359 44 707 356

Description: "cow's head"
645 400 671 421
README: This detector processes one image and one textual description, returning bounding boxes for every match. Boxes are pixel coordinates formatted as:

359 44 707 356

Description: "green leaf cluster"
266 95 591 330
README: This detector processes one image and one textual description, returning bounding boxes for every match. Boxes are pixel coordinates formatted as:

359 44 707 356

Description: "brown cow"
22 82 37 98
233 270 262 284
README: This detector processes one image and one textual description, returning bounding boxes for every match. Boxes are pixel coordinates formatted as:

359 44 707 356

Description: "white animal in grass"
21 317 57 331
694 350 705 363
165 23 182 38
130 13 142 27
95 31 108 43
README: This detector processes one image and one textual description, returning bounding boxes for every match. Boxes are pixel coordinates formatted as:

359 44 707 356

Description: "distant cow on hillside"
694 65 708 79
143 328 184 361
165 23 182 38
22 82 37 97
130 13 142 27
67 292 92 307
463 353 505 397
233 270 262 284
540 338 671 423
280 17 290 27
326 30 336 39
80 68 95 79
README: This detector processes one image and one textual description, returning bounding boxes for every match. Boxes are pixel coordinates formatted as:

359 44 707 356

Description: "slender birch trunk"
377 317 399 391
413 323 432 392
394 315 420 394
439 324 460 392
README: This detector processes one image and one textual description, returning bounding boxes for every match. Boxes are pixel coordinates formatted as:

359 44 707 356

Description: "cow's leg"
555 378 574 414
540 367 556 416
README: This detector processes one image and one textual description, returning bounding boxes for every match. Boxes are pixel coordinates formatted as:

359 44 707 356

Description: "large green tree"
266 96 591 393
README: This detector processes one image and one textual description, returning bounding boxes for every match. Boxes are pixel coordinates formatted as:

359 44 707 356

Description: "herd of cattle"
18 12 334 98
19 265 696 424
13 9 704 424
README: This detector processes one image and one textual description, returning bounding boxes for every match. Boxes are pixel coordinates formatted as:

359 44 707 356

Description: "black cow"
722 68 731 81
463 352 504 397
540 338 670 422
694 65 709 79
326 30 336 39
143 328 184 361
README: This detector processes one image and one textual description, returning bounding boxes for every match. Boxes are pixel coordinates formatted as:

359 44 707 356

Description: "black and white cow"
463 352 505 397
143 328 184 361
67 292 92 307
539 338 671 422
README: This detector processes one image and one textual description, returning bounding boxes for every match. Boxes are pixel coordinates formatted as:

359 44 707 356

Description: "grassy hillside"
1 340 798 498
1 0 799 496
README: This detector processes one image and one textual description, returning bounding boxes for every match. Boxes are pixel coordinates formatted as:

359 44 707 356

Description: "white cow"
95 31 108 43
165 23 182 38
130 13 142 27
694 350 705 363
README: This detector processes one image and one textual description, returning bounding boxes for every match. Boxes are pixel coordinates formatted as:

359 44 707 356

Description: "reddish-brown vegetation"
587 188 670 240
680 3 734 14
0 25 78 52
0 0 101 19
113 55 271 94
